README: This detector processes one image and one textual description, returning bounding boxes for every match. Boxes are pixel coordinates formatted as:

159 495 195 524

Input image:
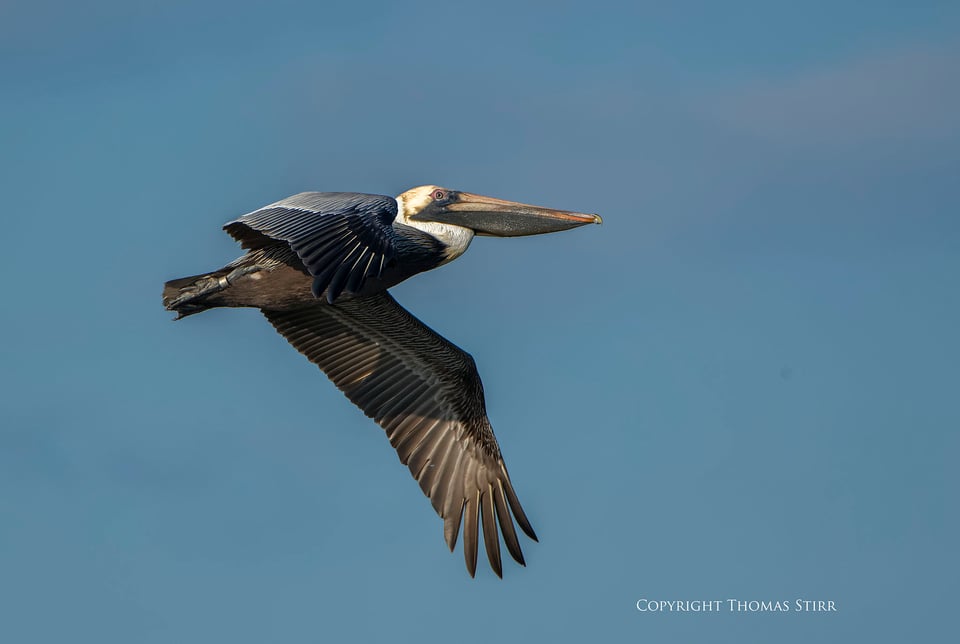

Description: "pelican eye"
432 190 445 201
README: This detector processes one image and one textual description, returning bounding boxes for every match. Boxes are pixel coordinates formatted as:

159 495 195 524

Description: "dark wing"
225 192 399 303
262 293 538 577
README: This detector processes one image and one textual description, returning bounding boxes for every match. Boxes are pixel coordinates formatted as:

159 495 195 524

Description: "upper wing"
261 293 538 577
225 192 399 303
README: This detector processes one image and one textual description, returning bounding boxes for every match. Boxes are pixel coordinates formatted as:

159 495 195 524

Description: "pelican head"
396 185 602 237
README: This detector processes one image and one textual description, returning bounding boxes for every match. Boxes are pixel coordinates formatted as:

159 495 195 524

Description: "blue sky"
1 1 958 642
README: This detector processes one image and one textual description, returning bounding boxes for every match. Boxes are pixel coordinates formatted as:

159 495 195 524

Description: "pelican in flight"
163 185 601 577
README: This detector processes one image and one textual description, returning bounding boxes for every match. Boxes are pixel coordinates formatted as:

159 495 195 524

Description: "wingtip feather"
463 492 479 578
481 486 503 578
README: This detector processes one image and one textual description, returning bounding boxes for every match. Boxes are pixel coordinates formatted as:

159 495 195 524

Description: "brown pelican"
163 185 601 577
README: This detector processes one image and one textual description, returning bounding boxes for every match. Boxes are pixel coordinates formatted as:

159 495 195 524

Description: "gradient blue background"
2 1 957 642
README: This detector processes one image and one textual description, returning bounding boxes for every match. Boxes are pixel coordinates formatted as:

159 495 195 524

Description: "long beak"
430 192 602 237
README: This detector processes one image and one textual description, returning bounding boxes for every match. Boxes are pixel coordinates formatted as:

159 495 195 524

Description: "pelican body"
163 185 600 577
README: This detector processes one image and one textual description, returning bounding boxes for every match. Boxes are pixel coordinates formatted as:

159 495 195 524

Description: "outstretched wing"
225 192 399 303
262 293 538 577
